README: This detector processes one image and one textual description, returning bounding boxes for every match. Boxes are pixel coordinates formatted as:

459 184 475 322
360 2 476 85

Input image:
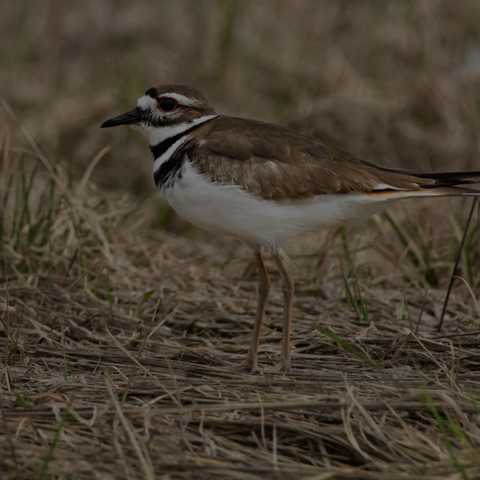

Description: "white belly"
162 162 405 252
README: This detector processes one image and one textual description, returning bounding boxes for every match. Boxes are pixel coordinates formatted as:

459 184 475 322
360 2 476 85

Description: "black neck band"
151 117 216 188
150 120 211 160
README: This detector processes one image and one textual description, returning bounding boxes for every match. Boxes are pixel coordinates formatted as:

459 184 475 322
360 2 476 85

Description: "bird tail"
376 169 480 196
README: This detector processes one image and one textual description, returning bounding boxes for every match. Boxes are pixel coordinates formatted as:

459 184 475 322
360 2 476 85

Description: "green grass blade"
383 211 420 267
315 325 393 380
37 405 70 480
338 258 363 322
12 302 25 366
61 327 68 386
416 366 468 480
107 269 113 316
133 290 155 318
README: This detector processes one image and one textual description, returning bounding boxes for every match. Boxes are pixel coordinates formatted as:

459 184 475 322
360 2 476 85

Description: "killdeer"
101 84 480 372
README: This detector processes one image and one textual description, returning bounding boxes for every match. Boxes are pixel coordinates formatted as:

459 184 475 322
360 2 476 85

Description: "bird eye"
158 98 178 112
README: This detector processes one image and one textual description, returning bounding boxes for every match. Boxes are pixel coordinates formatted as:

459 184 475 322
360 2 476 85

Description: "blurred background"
1 0 480 232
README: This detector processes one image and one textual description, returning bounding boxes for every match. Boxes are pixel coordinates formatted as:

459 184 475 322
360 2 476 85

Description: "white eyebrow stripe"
160 92 196 106
136 92 196 110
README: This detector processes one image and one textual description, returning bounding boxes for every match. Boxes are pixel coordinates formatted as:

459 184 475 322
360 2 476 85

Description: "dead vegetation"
1 1 480 479
1 105 480 480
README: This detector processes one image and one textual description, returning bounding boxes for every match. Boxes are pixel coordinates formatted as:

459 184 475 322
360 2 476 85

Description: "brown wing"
186 116 444 201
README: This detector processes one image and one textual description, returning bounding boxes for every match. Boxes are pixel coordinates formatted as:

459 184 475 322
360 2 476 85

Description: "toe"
234 359 263 373
275 359 292 373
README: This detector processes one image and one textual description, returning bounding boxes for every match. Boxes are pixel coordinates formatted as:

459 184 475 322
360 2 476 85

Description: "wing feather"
187 116 473 201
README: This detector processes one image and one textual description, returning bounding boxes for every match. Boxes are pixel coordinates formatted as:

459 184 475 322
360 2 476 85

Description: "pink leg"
236 250 270 372
272 252 294 372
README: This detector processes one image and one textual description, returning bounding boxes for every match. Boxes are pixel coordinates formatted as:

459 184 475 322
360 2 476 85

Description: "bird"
101 84 480 373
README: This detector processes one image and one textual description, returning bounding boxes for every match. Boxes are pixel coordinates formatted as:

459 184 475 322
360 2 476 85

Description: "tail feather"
386 168 480 190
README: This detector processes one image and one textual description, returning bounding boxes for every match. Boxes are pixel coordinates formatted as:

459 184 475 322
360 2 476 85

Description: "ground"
1 154 479 478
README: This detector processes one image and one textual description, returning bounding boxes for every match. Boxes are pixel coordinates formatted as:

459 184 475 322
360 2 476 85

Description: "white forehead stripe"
137 95 157 109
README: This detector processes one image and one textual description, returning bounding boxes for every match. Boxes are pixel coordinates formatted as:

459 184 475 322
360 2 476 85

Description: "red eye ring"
158 97 178 112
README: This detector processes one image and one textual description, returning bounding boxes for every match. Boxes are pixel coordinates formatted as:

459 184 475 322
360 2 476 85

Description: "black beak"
100 109 141 128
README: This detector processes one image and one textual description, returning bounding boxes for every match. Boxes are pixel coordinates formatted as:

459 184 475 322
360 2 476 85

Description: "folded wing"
188 116 480 201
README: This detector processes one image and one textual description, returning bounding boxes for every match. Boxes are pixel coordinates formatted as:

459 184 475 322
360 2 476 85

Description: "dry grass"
1 1 480 479
1 104 480 480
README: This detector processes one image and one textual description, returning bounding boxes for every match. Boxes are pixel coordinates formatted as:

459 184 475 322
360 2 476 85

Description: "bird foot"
275 359 292 373
234 359 263 373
